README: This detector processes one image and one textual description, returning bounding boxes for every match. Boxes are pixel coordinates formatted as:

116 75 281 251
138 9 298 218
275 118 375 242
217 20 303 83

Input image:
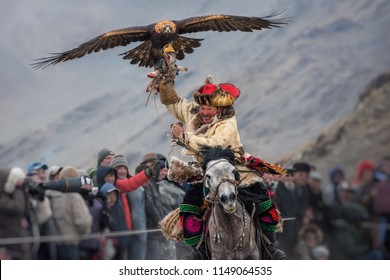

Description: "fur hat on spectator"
59 166 80 179
0 167 26 194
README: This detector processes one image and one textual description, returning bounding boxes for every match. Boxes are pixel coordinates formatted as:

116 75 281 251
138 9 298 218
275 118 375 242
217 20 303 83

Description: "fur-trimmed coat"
166 98 262 186
45 190 92 245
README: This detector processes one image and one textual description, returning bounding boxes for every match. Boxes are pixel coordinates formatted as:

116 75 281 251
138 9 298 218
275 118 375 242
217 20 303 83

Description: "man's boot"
181 243 208 260
263 232 286 260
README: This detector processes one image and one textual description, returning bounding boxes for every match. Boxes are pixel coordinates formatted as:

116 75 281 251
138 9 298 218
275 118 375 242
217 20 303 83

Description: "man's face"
35 168 47 182
115 166 128 179
293 171 308 187
159 167 168 181
198 105 218 124
101 155 114 166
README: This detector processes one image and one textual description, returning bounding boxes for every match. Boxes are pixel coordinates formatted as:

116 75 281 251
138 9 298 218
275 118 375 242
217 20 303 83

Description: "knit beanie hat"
97 148 115 165
59 166 80 179
110 154 129 170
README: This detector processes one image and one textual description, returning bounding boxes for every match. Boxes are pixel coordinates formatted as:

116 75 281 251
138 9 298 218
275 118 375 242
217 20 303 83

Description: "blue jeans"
126 188 147 260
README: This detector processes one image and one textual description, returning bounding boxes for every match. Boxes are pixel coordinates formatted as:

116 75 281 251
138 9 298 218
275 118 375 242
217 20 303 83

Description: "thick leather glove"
145 162 161 180
159 76 180 105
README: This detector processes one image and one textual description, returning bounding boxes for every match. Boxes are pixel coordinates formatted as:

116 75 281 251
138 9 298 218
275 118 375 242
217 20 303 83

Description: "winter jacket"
45 190 92 245
100 183 129 252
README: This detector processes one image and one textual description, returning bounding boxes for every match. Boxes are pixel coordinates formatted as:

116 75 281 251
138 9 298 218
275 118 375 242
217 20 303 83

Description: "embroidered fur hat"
193 75 240 107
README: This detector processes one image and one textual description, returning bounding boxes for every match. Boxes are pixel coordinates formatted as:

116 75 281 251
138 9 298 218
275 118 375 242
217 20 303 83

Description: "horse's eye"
205 174 211 187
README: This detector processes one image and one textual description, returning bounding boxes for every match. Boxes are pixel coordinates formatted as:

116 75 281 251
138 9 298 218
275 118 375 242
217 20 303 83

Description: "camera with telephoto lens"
22 177 45 201
23 176 98 201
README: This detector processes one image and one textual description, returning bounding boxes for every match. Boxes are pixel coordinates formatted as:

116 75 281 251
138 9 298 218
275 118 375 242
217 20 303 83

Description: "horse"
200 145 260 260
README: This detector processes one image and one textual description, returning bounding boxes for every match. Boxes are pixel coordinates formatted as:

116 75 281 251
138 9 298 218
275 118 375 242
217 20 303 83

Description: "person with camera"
44 166 92 259
0 167 32 259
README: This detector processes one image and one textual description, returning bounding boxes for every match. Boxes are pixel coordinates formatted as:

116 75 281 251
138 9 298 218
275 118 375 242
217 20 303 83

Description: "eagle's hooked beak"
164 26 172 34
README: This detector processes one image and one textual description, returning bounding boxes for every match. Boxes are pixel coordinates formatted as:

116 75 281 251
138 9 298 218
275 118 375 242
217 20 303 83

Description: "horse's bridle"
204 159 239 204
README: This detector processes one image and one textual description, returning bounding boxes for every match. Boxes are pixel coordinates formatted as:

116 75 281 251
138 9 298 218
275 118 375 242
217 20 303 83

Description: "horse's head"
200 145 240 214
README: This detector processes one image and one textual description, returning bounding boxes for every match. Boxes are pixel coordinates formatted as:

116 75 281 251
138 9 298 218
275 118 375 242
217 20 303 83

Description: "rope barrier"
0 228 162 246
0 217 300 246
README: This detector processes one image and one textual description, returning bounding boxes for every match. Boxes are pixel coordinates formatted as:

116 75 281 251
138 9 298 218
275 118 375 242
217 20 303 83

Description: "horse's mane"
198 145 235 169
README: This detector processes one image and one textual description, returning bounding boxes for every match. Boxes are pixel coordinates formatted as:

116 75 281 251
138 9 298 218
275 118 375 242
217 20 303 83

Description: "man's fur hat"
193 75 240 107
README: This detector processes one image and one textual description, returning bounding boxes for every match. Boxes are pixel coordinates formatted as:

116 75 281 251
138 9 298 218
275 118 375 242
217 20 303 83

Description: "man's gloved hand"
145 162 161 180
171 122 185 140
158 75 180 105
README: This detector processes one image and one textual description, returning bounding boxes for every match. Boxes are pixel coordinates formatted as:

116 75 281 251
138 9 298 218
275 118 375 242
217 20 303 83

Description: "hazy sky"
0 0 288 141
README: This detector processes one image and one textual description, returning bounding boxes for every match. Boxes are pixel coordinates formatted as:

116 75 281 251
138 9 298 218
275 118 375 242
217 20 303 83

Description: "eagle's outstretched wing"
176 12 287 34
31 26 151 69
32 12 289 69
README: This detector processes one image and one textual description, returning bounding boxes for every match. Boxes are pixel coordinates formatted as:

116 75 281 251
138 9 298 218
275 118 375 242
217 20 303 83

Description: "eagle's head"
155 20 177 35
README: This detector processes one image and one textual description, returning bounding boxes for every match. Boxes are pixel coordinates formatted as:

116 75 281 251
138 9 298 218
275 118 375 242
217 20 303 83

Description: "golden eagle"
32 13 287 69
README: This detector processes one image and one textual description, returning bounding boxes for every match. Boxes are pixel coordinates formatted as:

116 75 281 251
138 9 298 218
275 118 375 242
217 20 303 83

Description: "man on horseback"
157 74 286 260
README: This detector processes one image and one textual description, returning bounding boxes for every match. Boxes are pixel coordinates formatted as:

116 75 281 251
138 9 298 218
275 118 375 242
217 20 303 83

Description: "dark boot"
181 243 208 260
263 232 286 260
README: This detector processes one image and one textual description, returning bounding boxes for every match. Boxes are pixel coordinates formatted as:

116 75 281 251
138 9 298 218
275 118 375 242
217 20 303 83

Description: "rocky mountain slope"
278 71 390 181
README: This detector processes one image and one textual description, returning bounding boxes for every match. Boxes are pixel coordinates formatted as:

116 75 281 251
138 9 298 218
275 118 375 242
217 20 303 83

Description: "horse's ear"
233 170 240 181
